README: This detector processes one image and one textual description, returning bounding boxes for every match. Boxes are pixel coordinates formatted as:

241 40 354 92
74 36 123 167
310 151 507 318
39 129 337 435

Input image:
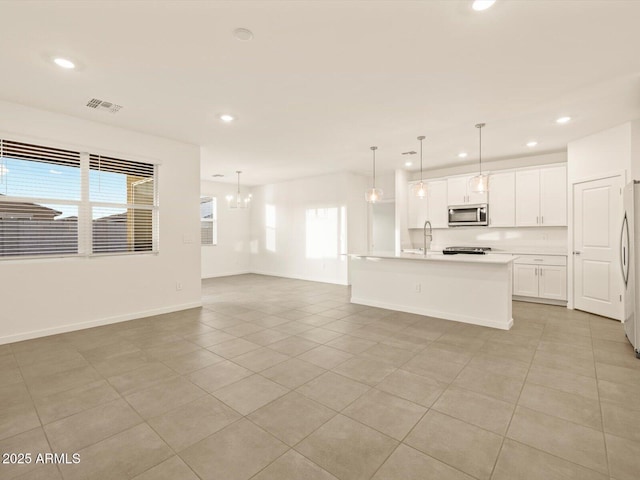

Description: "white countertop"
350 251 515 265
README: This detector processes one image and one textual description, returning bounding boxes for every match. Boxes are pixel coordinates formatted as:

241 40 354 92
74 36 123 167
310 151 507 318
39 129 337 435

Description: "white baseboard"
350 296 513 331
202 270 251 279
250 269 348 286
0 301 203 345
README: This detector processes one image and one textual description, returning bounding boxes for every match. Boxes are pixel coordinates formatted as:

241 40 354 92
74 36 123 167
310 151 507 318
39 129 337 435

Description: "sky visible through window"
0 157 127 219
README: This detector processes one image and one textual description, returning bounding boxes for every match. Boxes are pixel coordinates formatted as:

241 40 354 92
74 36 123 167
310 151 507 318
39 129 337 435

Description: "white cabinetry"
447 175 488 206
513 255 567 301
515 165 567 226
407 180 448 229
488 171 515 227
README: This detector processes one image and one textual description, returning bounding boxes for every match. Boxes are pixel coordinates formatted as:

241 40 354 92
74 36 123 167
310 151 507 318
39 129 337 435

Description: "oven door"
448 204 488 226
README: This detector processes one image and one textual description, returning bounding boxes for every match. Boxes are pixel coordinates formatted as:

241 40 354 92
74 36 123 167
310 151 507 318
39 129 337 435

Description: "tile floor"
1 274 640 480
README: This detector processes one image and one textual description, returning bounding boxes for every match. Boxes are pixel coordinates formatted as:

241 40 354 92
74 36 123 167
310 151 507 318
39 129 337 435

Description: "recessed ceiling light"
458 152 468 158
472 0 496 11
53 57 75 69
526 141 538 147
234 28 253 41
219 114 235 123
405 162 413 167
556 116 571 124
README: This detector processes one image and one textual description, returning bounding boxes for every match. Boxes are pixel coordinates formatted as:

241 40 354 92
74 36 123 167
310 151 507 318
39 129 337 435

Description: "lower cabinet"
513 255 567 302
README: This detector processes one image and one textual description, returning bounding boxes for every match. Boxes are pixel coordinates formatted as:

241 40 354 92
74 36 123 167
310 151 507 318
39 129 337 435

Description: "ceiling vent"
212 174 224 178
86 98 123 114
402 151 417 155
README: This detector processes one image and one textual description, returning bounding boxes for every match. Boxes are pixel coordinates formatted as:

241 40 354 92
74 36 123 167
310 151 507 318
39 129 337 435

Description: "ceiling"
1 0 639 185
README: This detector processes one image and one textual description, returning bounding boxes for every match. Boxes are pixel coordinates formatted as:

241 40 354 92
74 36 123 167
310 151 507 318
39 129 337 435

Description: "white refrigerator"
621 180 640 358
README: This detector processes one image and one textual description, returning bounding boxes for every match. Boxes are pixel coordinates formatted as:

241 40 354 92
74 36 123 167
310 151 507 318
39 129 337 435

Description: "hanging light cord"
476 123 485 175
237 171 241 195
370 146 377 188
418 136 425 182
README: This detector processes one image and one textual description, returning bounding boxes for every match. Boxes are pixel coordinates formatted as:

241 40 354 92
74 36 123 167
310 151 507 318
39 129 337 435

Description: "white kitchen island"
349 252 515 330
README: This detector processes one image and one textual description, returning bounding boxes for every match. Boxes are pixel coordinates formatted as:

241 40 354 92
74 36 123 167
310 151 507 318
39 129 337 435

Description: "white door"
428 180 449 228
513 264 539 297
515 169 540 226
574 176 624 320
540 165 567 226
447 176 468 205
488 171 515 227
539 266 567 301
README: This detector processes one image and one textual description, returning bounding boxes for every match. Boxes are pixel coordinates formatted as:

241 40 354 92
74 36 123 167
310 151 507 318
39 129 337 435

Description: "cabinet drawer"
513 254 567 266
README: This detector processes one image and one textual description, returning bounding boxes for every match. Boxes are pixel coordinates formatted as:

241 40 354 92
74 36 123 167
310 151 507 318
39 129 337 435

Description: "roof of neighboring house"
0 194 62 219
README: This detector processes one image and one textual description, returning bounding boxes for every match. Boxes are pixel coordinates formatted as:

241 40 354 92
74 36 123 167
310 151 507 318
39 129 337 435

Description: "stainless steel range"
442 246 492 255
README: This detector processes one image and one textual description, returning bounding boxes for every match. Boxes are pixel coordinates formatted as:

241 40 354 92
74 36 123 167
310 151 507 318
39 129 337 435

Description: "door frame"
568 169 626 311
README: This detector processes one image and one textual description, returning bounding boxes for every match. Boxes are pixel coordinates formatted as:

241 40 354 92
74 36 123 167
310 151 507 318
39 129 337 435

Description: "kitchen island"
349 252 515 330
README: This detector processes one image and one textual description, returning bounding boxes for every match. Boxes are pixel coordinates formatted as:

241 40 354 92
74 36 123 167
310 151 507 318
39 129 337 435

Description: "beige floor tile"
466 352 530 381
148 395 241 451
606 433 640 480
187 360 253 393
432 386 514 435
162 348 224 374
242 328 291 346
44 398 142 452
27 365 103 399
275 321 316 335
213 374 289 415
13 463 63 480
261 358 326 389
180 418 288 480
207 338 262 358
269 336 321 356
58 424 172 480
34 379 120 425
533 350 596 378
80 341 141 362
223 323 266 337
493 438 607 480
296 414 398 480
252 449 338 480
0 403 41 442
376 369 445 407
296 371 370 411
232 347 290 372
108 362 176 395
601 400 640 443
405 410 503 480
125 376 205 419
401 353 465 384
453 365 524 404
90 350 155 377
595 361 640 385
332 356 397 386
598 378 640 411
132 456 200 480
526 363 598 400
518 383 602 430
360 343 417 367
298 345 353 369
372 444 474 480
326 335 377 355
507 406 607 474
297 328 343 344
143 339 201 360
249 391 335 446
342 389 426 440
187 330 237 347
0 383 33 411
0 428 51 479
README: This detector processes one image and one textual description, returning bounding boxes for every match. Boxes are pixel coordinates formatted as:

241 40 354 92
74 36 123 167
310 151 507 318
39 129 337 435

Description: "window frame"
200 195 217 246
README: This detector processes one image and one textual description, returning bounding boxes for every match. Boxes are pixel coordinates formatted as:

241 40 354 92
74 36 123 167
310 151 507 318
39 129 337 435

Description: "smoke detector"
86 98 123 114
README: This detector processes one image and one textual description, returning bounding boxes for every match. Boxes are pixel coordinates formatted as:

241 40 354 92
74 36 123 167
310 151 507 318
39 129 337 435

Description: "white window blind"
200 196 217 245
0 137 159 259
89 154 157 254
0 139 81 257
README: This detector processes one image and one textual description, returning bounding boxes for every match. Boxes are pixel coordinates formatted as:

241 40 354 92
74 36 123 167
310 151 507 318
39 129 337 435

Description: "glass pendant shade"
468 173 489 193
470 123 489 194
365 146 383 203
227 171 251 209
412 181 427 198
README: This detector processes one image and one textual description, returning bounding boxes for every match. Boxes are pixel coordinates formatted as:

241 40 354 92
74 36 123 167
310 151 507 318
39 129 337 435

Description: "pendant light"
469 123 489 193
412 135 427 199
226 171 251 209
365 146 383 203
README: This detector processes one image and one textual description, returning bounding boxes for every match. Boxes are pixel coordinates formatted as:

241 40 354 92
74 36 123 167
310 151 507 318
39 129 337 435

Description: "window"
0 138 158 259
200 196 217 245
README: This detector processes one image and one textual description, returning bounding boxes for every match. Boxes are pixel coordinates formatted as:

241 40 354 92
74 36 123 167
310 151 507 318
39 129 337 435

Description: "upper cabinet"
515 165 567 226
488 171 515 227
447 175 488 206
406 179 448 229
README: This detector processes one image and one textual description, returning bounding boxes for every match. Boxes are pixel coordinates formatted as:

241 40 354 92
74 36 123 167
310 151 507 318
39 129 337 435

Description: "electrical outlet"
414 283 421 293
176 282 183 291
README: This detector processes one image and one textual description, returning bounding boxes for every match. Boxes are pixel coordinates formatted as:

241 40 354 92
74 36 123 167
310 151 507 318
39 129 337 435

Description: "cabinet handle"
540 267 543 276
541 216 544 224
536 216 539 224
535 267 538 276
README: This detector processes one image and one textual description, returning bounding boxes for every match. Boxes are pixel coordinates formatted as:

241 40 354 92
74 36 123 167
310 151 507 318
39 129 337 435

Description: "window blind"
0 139 81 257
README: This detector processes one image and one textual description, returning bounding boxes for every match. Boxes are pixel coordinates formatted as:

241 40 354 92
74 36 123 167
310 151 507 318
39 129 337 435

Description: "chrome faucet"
423 220 432 256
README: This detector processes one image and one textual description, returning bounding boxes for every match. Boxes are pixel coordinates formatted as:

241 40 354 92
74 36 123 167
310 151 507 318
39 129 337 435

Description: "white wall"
249 172 367 285
200 180 251 278
0 100 201 345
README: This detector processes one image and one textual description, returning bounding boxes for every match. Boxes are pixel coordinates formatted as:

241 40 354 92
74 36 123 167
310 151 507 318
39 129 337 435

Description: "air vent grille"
402 151 417 155
86 98 123 114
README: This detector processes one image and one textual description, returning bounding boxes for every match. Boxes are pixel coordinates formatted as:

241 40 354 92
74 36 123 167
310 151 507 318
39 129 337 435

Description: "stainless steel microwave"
448 204 489 226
